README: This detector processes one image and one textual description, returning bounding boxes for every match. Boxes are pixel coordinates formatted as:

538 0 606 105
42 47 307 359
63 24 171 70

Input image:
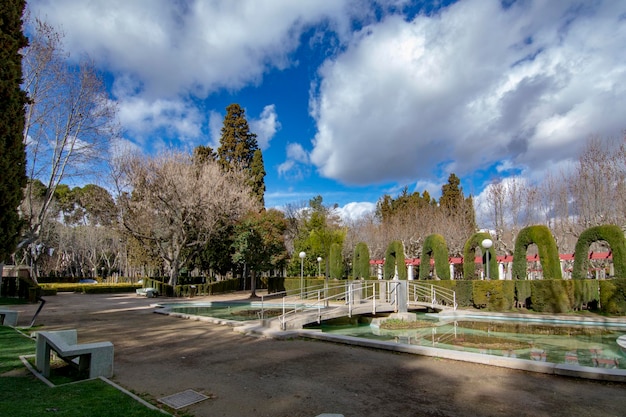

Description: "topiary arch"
512 225 562 280
352 242 370 279
463 232 497 280
419 234 450 280
572 225 626 279
384 240 407 280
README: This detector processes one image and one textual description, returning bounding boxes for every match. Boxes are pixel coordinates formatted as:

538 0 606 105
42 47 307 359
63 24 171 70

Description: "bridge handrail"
408 281 457 311
277 281 397 330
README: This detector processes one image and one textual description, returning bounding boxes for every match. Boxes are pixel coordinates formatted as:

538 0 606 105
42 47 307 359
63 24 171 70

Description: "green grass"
0 327 169 417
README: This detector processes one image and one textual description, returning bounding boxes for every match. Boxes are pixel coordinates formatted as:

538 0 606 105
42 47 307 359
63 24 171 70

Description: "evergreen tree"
0 0 28 263
249 149 266 207
439 173 463 214
217 104 259 170
217 103 266 207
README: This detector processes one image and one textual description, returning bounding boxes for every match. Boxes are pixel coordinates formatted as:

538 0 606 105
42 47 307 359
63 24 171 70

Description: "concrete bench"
0 309 18 326
136 287 158 298
35 329 114 379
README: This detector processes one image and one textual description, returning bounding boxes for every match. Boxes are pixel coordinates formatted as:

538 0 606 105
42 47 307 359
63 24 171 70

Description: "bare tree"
113 150 257 286
18 17 118 279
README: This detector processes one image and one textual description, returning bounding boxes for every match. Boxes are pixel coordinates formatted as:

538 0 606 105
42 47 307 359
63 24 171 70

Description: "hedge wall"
599 279 626 315
513 225 562 280
572 225 626 279
384 240 407 280
463 232 497 280
352 242 371 279
419 234 450 280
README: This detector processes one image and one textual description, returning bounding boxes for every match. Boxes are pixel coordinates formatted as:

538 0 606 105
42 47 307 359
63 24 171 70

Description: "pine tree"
0 0 28 262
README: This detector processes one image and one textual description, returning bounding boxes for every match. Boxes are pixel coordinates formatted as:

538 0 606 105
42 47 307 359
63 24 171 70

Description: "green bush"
384 240 407 280
472 280 514 310
513 225 562 280
515 280 531 308
352 242 371 279
528 280 570 313
419 234 450 280
329 242 343 279
573 225 626 279
463 232 496 280
40 283 140 294
599 279 626 315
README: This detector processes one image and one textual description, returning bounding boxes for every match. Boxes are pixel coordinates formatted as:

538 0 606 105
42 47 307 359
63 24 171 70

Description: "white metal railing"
408 281 457 311
276 281 400 330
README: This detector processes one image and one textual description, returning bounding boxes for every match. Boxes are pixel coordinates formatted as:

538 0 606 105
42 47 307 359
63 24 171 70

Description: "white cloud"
278 142 311 181
336 202 376 222
250 105 281 150
309 0 626 186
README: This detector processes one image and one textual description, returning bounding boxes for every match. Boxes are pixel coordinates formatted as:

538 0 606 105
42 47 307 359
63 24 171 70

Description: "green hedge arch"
572 225 626 279
329 242 343 279
419 234 450 280
463 232 497 280
512 225 562 280
384 240 407 280
352 242 371 279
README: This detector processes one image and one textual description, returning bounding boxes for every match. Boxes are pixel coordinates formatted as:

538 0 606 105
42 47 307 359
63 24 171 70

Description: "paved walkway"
7 292 626 417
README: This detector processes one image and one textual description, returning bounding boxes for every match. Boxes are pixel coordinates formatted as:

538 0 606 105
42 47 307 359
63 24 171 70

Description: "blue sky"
26 0 626 223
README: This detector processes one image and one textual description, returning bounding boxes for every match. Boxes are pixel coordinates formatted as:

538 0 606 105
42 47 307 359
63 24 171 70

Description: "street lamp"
481 238 493 280
299 251 306 299
317 257 322 277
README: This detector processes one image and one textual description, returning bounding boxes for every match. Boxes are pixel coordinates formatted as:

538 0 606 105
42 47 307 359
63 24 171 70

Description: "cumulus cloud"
336 202 376 222
250 105 281 150
309 0 626 186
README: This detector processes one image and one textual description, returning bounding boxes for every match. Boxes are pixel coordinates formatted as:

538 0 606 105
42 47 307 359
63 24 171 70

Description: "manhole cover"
158 389 209 409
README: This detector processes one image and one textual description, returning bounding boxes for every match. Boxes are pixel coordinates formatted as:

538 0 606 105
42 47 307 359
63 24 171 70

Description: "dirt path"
10 292 626 417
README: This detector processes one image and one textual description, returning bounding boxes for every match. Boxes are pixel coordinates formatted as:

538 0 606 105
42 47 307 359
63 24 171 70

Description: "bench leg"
35 338 53 378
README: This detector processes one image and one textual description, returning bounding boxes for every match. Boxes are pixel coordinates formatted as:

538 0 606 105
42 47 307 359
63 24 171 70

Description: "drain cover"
158 389 209 409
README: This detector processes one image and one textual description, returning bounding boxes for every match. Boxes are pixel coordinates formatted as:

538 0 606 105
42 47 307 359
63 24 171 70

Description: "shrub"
352 242 371 279
529 280 570 313
463 232 497 280
419 234 450 280
572 225 626 279
513 225 562 280
599 279 626 315
515 280 531 308
329 242 343 279
384 240 407 280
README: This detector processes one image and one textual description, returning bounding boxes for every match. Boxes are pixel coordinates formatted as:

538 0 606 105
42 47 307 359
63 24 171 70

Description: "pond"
309 313 626 369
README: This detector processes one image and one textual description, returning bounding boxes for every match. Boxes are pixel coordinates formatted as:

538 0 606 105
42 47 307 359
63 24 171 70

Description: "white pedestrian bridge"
261 280 457 330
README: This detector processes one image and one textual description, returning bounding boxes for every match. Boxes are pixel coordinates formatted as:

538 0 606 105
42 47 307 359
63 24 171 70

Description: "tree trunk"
250 269 257 298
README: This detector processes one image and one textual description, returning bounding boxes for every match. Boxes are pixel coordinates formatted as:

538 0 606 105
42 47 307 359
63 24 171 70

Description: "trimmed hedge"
472 280 515 310
573 225 626 279
599 279 626 315
419 234 450 280
329 242 343 279
384 240 407 280
463 232 497 280
513 225 562 280
352 242 371 279
40 283 141 294
143 277 240 297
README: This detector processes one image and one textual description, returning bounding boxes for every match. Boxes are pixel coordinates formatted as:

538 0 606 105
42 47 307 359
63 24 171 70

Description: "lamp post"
317 257 322 277
481 238 493 280
299 251 306 299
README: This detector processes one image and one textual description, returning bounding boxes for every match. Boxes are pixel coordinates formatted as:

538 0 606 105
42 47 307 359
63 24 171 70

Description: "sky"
25 0 626 224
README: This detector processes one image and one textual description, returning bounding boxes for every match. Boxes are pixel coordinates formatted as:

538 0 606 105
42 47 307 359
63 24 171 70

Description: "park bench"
35 329 114 379
136 287 158 298
0 309 18 326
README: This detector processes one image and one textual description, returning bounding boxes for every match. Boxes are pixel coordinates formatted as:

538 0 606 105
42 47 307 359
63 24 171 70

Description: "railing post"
372 282 376 314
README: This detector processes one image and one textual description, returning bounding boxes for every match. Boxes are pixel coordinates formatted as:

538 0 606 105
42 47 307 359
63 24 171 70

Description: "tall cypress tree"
0 0 28 263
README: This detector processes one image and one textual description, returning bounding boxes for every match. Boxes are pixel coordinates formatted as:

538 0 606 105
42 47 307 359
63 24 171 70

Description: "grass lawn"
0 326 169 417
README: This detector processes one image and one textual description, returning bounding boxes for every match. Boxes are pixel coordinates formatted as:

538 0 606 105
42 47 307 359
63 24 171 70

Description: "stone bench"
35 329 114 379
0 309 18 326
136 287 158 298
